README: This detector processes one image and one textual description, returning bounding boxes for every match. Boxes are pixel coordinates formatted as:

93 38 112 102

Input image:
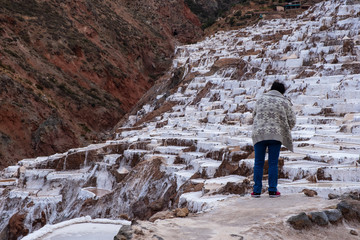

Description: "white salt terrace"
179 191 231 213
22 217 131 240
1 0 360 235
81 187 111 199
122 0 360 210
279 180 360 198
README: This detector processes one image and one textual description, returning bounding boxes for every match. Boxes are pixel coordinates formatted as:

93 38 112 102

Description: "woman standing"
251 81 296 198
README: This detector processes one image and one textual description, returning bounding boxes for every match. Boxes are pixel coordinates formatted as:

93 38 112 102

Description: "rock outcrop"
287 212 313 230
288 192 360 230
337 199 360 222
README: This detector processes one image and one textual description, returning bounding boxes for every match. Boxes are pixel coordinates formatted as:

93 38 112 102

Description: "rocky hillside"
1 0 360 239
0 0 202 170
184 0 245 28
185 0 324 31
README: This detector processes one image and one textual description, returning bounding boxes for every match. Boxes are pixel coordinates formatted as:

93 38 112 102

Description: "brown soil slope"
0 0 202 169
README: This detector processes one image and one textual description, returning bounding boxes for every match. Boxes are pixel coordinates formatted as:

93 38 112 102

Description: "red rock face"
8 212 29 240
0 0 202 169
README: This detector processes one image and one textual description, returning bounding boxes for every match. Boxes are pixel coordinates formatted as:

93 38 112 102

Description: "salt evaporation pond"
22 217 130 240
40 223 120 240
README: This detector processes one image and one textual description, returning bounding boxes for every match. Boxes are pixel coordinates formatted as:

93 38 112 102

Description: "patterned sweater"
251 90 296 151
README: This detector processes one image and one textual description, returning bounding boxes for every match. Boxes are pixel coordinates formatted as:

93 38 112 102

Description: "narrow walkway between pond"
139 193 359 240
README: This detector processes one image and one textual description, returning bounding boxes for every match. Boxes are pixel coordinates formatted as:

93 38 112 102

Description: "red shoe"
251 192 261 198
269 191 281 198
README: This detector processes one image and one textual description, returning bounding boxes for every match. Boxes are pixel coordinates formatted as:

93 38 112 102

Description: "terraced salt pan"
302 151 359 164
179 191 232 213
22 217 130 240
316 134 360 145
144 154 177 164
123 149 149 159
103 154 121 165
19 155 64 168
191 158 222 177
278 180 360 198
155 146 190 155
224 137 253 147
2 0 360 237
191 175 246 185
180 152 206 163
9 190 31 199
18 142 113 169
331 142 360 153
46 170 88 181
282 160 329 180
174 170 197 190
322 165 360 182
81 187 111 199
2 165 20 178
0 178 17 187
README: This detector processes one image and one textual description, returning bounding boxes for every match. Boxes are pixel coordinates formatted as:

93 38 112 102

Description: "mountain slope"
0 0 202 170
185 0 324 31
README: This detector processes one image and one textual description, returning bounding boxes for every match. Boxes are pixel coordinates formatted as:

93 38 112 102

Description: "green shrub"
35 84 44 90
202 18 216 30
234 11 242 17
4 49 20 58
229 17 235 26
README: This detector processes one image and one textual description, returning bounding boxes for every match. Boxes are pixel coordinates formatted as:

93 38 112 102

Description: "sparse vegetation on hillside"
185 0 324 33
185 0 249 29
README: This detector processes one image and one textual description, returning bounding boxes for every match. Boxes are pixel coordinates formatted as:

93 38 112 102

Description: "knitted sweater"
251 90 296 151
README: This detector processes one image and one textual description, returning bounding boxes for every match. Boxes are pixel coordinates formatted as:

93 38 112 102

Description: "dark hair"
270 81 286 94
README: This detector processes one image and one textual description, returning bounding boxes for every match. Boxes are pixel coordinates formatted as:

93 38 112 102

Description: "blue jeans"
253 140 281 194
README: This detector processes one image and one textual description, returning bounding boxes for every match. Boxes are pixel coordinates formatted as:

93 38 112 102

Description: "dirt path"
139 193 360 240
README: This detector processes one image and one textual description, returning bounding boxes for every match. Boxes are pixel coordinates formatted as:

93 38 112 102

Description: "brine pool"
22 217 130 240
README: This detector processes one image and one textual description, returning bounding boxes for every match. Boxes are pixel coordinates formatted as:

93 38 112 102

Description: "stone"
341 191 360 201
8 212 29 240
287 212 313 230
350 230 358 236
173 181 204 206
32 211 47 229
149 199 164 211
337 199 360 222
308 211 329 226
0 225 8 240
175 207 189 217
328 193 340 200
114 225 132 240
230 151 251 162
212 180 252 196
230 234 244 239
237 161 253 177
207 58 247 77
119 214 130 221
343 39 355 55
149 210 175 222
152 235 165 240
324 209 343 224
56 150 97 170
302 189 318 197
214 149 252 177
316 168 332 181
132 225 144 236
